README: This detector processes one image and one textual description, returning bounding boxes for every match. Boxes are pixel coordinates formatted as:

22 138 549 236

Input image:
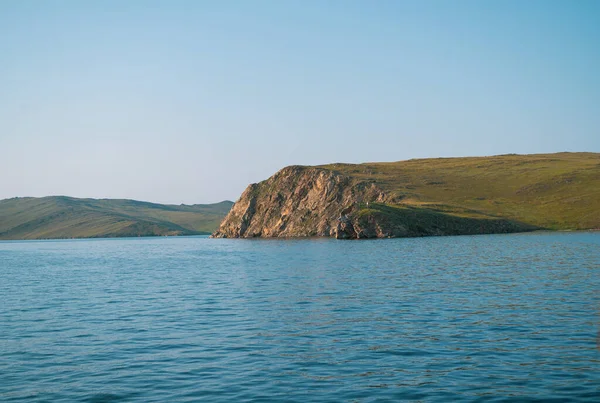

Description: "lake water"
1 232 599 402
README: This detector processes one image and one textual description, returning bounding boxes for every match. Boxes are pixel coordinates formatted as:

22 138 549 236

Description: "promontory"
212 152 599 239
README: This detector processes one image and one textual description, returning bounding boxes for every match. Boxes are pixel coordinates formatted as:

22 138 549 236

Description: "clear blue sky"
1 0 599 204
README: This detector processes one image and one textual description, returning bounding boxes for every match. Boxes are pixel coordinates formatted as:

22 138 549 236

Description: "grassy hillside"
0 197 233 240
320 152 600 231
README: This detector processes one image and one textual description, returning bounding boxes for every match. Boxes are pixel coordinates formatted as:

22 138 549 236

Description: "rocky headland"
212 166 535 239
213 152 599 239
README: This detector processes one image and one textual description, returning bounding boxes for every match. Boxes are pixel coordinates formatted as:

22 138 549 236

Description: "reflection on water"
0 232 599 402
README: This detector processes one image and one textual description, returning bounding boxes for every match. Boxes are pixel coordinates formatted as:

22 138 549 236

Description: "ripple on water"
0 232 599 402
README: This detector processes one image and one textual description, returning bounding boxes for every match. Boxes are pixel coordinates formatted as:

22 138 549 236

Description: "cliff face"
211 165 534 239
212 166 389 239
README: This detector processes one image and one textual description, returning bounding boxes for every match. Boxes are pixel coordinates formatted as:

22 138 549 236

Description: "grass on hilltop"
321 152 600 230
0 197 233 240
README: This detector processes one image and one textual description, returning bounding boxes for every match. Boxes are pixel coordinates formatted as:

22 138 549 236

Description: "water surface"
1 232 599 402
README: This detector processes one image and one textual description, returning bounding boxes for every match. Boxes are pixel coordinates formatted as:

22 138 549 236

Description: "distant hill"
0 197 233 240
213 152 599 239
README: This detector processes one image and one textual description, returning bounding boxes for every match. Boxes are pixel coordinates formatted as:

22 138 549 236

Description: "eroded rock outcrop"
211 166 388 239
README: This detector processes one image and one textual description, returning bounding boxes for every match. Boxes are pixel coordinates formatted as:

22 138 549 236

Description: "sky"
1 0 599 204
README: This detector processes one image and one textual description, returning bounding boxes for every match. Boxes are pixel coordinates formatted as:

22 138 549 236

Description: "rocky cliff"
211 165 534 239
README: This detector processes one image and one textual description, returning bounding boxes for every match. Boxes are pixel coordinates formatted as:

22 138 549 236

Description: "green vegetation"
0 197 233 240
321 152 600 231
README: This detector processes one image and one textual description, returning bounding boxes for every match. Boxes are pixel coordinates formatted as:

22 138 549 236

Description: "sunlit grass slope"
0 197 233 240
320 152 599 230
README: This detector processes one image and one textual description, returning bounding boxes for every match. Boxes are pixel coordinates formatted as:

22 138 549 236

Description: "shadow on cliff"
349 203 541 238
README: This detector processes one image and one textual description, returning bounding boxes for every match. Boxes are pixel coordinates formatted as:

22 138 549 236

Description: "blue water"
1 232 599 402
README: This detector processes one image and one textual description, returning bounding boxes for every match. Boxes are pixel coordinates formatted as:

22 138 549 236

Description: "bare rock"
211 166 387 239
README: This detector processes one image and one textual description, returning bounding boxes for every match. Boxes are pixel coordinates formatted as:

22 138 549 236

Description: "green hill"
213 152 599 239
319 152 599 231
0 197 233 240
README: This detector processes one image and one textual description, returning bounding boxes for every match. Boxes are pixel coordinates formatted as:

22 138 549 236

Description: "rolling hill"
0 197 233 240
319 152 600 231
